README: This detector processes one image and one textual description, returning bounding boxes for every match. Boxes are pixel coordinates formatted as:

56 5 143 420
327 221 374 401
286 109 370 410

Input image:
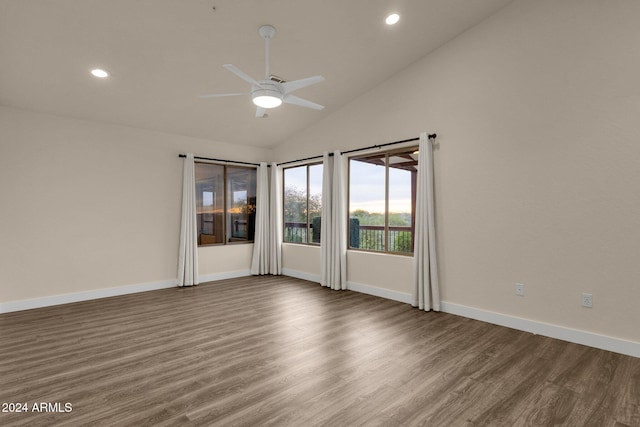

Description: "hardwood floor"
1 275 639 426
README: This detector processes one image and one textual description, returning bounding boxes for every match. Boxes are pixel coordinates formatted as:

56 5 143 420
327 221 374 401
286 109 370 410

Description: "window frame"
347 145 418 256
195 161 257 247
282 161 323 246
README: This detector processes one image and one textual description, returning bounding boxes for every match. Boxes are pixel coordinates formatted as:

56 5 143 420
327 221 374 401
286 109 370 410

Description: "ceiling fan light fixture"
253 95 282 108
252 87 283 108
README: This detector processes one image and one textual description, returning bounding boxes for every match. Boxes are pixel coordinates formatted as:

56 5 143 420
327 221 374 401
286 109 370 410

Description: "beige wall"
273 0 640 342
0 106 270 303
282 243 321 278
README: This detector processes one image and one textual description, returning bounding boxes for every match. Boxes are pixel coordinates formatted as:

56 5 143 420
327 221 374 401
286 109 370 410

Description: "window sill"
282 242 321 248
347 248 414 258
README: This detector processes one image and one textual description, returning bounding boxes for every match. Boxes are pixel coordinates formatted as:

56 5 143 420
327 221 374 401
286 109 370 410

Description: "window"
348 147 417 254
226 166 257 243
283 163 323 244
195 163 256 246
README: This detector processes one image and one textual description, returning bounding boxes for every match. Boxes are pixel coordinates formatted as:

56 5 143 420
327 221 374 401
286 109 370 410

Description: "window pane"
349 155 386 251
195 163 224 245
308 164 323 244
283 166 308 243
388 151 415 253
226 166 256 242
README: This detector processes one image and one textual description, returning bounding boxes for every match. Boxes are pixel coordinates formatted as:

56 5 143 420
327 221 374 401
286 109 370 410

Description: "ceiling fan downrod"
258 25 276 80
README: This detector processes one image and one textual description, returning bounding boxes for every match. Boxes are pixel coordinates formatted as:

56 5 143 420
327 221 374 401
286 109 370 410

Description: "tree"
283 186 306 223
283 186 322 223
283 185 322 243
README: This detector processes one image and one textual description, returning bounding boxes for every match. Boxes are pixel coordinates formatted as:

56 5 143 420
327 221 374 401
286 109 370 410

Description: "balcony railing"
358 225 413 253
283 221 413 253
284 221 309 243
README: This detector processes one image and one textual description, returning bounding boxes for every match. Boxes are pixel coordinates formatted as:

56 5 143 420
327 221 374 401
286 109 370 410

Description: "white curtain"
412 132 440 310
320 152 333 288
321 150 347 290
251 163 270 275
269 162 283 274
177 153 199 287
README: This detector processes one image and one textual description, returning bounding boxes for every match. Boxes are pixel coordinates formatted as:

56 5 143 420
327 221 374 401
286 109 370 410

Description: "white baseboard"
282 268 321 284
281 273 414 306
198 269 251 284
0 270 253 314
289 276 639 358
440 301 640 359
8 273 636 358
0 279 176 314
347 281 413 304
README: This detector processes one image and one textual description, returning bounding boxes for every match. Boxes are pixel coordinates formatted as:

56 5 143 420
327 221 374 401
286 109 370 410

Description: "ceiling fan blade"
198 92 249 99
223 64 259 86
256 107 266 118
282 75 325 94
283 94 324 110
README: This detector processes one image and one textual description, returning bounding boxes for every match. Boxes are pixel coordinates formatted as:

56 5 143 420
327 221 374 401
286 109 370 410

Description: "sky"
283 161 412 214
283 164 322 197
350 161 411 213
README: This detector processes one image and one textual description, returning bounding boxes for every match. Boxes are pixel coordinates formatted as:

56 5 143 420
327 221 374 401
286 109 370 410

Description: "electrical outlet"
581 293 593 308
515 283 525 297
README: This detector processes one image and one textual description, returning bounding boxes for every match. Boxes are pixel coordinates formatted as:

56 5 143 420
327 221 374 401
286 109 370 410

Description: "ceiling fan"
199 25 325 118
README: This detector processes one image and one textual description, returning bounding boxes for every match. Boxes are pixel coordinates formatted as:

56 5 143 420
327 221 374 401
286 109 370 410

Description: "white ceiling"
0 0 512 148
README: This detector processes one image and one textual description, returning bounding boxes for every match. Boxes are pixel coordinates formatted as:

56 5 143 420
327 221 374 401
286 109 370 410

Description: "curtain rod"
181 133 437 168
178 154 262 167
276 133 436 166
277 153 333 167
341 134 436 155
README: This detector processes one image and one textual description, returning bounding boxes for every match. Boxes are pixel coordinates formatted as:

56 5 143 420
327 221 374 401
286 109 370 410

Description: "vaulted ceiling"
0 0 512 148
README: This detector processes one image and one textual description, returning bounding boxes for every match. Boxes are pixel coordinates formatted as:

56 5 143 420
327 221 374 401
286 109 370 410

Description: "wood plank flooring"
1 275 639 426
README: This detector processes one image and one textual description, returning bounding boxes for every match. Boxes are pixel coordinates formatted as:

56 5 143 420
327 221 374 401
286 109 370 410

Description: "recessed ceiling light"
385 13 400 25
91 69 109 78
